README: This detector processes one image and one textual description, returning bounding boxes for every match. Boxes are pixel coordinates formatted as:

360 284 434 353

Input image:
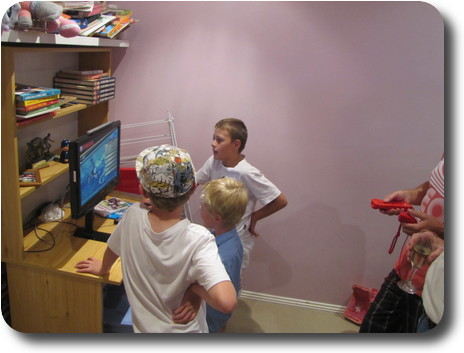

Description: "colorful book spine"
15 95 60 107
16 104 61 118
15 87 61 101
16 99 59 112
16 112 57 125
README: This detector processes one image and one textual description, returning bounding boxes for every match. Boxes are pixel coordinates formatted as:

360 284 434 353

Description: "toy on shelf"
59 139 70 163
26 133 55 168
12 1 80 37
2 3 21 31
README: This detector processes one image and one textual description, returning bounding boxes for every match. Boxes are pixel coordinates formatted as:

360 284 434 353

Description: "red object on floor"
114 167 139 194
344 284 379 325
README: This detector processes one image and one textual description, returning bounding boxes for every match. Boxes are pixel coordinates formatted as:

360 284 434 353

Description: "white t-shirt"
422 252 444 325
196 156 281 232
196 156 282 269
107 203 230 333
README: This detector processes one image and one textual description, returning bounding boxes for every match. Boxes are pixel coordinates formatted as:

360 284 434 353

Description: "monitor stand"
74 210 111 242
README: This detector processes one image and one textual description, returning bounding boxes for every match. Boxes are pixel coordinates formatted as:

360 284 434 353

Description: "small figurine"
26 137 45 166
43 133 54 158
26 133 56 168
59 139 70 163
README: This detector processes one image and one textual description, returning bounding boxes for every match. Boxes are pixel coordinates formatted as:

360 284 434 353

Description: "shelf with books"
17 103 88 129
1 30 129 47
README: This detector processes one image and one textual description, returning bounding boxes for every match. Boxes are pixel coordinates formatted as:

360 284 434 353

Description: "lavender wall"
110 1 444 305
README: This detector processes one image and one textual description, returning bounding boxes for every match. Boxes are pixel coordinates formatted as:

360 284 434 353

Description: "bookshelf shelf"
17 103 88 129
19 160 69 199
1 31 129 48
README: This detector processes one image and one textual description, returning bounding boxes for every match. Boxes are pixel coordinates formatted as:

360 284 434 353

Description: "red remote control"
371 198 413 210
398 211 417 223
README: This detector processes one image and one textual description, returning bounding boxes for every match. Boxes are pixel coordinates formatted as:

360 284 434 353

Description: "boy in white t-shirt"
196 118 288 271
75 145 236 333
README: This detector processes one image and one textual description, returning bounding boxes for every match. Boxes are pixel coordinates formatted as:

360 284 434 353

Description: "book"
54 76 116 86
61 1 95 12
55 71 110 80
64 2 107 19
73 95 115 105
79 15 116 36
16 95 61 107
105 18 135 39
54 82 115 91
59 89 114 100
58 69 104 76
16 111 57 124
16 99 59 112
15 84 61 101
95 9 134 39
94 197 132 217
16 104 60 118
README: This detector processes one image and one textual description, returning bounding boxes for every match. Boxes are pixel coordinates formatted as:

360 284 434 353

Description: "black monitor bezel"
69 120 121 221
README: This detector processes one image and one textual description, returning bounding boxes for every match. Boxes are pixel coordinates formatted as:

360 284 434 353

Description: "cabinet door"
8 264 104 333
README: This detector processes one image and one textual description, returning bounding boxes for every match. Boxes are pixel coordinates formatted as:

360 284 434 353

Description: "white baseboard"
239 290 346 314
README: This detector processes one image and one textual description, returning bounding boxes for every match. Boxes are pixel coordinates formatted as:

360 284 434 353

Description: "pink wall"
110 1 444 305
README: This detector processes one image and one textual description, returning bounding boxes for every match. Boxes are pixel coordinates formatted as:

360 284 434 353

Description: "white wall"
110 1 444 305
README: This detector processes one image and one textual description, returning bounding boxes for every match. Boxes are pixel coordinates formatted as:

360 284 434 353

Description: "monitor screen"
68 120 121 241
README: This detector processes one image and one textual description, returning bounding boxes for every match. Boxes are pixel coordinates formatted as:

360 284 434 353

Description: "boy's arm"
194 157 213 185
75 247 119 276
190 280 237 314
249 193 288 237
172 285 202 324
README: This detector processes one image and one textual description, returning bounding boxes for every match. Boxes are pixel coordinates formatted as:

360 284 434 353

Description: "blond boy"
200 178 248 332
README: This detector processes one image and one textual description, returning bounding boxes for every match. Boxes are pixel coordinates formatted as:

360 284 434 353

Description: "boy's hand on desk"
75 257 105 276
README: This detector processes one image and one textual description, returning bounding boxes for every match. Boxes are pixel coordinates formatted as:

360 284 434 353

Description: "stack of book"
78 14 116 36
15 84 61 123
54 69 116 105
94 9 136 39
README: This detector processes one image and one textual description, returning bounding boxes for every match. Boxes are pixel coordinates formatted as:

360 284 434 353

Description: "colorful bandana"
135 145 195 198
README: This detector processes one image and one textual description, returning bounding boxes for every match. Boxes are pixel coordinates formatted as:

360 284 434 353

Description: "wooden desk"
6 192 139 333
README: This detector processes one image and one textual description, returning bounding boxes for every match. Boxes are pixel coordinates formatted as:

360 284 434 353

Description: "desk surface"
20 191 141 285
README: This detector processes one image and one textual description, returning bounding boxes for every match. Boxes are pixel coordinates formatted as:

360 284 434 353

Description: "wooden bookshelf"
1 35 128 332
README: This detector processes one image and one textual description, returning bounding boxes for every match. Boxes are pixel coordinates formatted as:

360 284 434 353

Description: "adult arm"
380 181 429 216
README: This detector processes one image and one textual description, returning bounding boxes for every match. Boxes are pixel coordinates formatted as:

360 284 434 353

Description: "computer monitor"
69 120 121 242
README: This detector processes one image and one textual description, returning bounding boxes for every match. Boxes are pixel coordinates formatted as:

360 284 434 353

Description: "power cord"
23 204 78 253
25 226 56 253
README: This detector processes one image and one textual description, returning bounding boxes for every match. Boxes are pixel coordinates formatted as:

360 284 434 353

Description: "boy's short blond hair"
215 118 248 153
200 178 248 229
